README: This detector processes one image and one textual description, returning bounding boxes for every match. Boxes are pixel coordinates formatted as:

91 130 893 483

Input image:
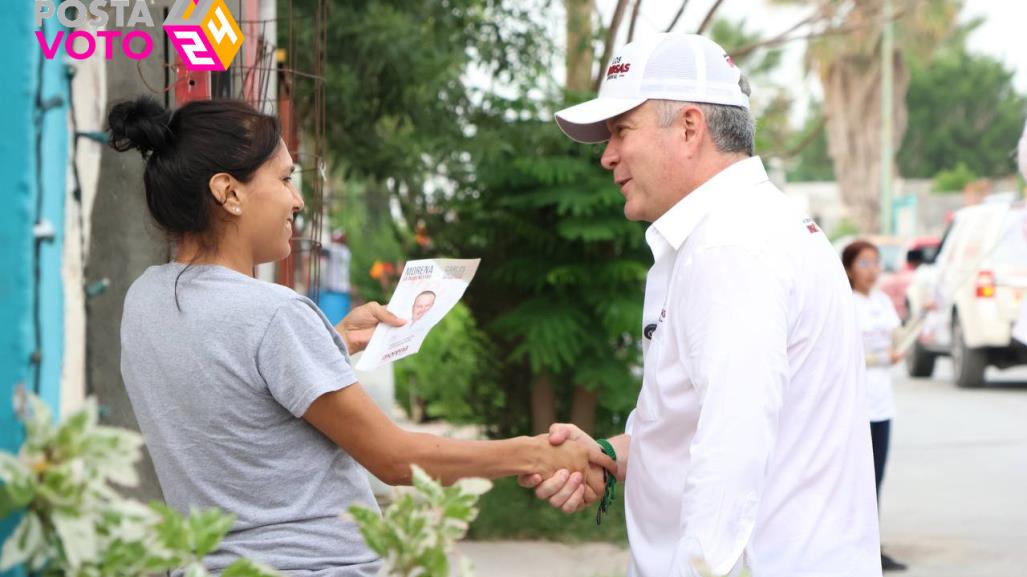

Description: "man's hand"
518 424 619 514
336 302 405 353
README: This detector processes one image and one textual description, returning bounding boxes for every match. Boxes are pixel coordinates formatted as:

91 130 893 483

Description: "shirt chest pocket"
638 322 698 424
637 327 672 422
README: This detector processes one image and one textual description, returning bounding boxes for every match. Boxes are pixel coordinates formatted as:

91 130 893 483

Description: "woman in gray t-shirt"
109 97 612 576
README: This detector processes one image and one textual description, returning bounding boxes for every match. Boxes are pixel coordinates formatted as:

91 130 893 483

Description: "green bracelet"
595 438 617 526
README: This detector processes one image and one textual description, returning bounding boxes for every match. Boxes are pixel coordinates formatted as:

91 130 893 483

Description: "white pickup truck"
904 198 1027 388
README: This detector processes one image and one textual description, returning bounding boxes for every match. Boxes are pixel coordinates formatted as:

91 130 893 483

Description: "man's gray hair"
654 75 755 156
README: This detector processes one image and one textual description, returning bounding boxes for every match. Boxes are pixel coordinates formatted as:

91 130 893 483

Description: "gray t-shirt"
120 263 382 576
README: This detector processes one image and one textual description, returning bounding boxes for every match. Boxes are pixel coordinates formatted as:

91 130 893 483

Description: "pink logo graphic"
33 0 243 70
164 0 245 71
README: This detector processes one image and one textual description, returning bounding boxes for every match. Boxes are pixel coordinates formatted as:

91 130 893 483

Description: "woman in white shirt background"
843 239 908 573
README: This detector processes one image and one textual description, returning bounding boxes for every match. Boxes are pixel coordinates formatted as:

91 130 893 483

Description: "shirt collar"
645 156 770 262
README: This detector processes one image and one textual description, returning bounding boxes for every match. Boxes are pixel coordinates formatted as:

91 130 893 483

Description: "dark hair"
108 97 281 309
107 96 281 247
841 240 879 288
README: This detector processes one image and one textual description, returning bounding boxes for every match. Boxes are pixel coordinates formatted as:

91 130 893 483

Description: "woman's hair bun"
108 96 173 157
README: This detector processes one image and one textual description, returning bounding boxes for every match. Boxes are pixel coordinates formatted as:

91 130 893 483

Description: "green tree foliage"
286 0 648 435
786 122 834 181
468 477 627 543
710 19 784 78
282 0 552 222
899 36 1027 179
330 180 405 305
787 105 835 182
708 19 794 160
931 162 978 193
426 95 649 437
711 18 841 182
283 0 556 305
393 303 502 426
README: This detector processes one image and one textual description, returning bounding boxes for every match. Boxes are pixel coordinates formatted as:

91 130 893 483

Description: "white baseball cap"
555 33 750 144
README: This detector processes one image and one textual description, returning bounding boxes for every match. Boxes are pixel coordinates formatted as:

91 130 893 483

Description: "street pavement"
879 358 1027 577
457 359 1027 577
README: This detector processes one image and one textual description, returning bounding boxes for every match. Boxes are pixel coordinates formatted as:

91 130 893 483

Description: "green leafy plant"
469 477 627 544
348 465 491 577
931 162 978 193
0 391 280 577
900 25 1027 180
394 303 502 426
428 94 649 437
829 218 860 242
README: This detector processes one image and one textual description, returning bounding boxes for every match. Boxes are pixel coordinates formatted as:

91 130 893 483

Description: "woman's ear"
209 172 242 216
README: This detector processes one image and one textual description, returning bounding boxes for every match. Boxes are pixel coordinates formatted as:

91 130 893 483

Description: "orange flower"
370 261 385 280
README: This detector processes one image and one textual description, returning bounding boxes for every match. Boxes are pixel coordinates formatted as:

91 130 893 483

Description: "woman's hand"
529 435 614 513
890 348 906 364
520 425 622 513
335 302 406 353
531 434 590 478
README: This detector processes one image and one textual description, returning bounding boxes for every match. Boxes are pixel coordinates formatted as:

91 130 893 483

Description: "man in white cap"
520 33 882 577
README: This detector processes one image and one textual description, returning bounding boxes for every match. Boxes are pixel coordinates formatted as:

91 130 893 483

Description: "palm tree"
795 0 961 232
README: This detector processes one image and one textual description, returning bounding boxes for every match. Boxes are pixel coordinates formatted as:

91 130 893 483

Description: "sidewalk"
457 541 629 577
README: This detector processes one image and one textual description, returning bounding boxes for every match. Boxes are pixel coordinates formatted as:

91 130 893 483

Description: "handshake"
339 301 621 512
520 424 620 514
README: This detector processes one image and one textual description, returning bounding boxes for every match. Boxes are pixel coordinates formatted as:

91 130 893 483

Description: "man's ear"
681 105 706 154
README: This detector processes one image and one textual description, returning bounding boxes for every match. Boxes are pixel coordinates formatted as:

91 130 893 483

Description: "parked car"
878 236 941 321
904 198 1027 388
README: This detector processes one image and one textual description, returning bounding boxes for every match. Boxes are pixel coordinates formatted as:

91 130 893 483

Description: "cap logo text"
606 56 631 79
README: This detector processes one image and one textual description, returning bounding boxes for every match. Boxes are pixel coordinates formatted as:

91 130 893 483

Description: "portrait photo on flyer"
354 258 481 371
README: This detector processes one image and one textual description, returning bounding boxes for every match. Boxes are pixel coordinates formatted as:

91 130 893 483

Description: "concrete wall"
784 178 974 238
897 180 965 238
85 0 179 503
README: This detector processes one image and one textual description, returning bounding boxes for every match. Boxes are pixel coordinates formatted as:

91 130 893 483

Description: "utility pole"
880 0 894 235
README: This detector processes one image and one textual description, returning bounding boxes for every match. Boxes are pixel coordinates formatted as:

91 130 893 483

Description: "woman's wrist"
339 326 352 352
516 435 547 477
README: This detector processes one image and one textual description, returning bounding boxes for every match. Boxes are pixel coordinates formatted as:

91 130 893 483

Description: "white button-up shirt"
624 157 881 577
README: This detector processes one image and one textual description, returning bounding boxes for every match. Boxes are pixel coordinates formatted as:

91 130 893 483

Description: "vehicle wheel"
951 316 987 389
906 340 936 378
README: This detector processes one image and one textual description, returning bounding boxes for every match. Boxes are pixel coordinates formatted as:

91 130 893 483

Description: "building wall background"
0 2 69 558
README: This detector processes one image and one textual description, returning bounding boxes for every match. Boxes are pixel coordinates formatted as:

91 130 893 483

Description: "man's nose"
600 141 618 171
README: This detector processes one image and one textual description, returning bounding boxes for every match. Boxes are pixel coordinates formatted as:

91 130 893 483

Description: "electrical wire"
31 23 49 397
